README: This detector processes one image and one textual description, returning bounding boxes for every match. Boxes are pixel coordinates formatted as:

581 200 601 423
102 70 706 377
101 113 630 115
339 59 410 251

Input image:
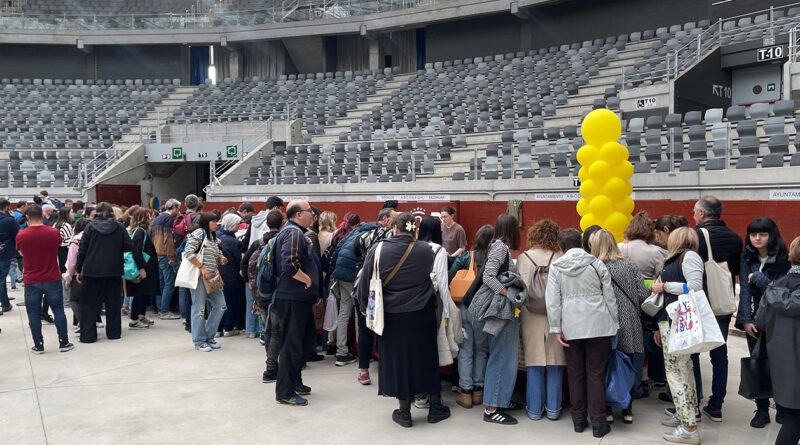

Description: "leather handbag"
738 336 772 400
449 251 476 303
641 278 664 317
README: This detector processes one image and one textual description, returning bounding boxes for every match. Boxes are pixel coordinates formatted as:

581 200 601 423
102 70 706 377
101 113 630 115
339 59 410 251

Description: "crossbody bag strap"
609 273 638 308
522 251 538 268
467 250 475 273
591 263 614 315
700 228 715 262
383 241 415 287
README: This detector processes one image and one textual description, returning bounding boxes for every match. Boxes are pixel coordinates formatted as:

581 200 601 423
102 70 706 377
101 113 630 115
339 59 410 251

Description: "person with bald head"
272 199 320 406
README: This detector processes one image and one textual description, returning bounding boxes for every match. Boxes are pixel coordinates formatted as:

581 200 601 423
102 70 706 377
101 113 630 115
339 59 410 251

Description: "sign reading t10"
757 45 785 62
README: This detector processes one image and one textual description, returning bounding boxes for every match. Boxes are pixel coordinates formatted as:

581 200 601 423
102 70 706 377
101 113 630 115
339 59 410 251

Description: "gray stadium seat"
736 156 758 169
705 157 727 171
762 153 785 168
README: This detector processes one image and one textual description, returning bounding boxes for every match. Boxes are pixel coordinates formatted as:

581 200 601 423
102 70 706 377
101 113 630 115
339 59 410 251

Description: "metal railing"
0 0 454 30
789 24 800 62
719 2 800 44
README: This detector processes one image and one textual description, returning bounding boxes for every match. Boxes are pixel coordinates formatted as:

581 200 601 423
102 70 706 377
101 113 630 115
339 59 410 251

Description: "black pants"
304 304 317 361
356 306 376 369
263 305 283 372
130 294 149 321
80 277 122 342
274 298 312 400
776 407 800 445
564 336 612 428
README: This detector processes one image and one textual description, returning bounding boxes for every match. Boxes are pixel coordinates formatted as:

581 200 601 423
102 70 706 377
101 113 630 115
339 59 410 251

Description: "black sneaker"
392 409 412 428
658 392 673 403
262 369 277 383
1 305 12 312
276 395 308 406
428 403 451 424
665 407 702 422
702 405 723 422
484 409 518 425
294 384 312 396
41 315 55 325
505 401 524 411
574 420 588 433
749 409 770 428
31 344 45 354
606 407 615 424
308 354 324 362
776 408 784 425
326 344 336 355
593 424 611 438
335 353 357 366
59 341 74 352
621 408 633 424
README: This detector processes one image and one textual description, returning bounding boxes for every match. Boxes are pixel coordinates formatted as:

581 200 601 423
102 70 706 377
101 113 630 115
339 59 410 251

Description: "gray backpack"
522 252 555 314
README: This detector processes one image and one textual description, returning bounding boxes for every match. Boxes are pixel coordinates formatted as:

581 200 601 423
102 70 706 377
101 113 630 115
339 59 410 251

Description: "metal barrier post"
669 128 675 172
725 122 731 169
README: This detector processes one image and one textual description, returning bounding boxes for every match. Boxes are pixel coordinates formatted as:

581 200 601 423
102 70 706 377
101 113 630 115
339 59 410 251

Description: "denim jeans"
157 256 177 314
526 365 564 419
705 314 731 412
0 259 11 308
483 316 520 408
25 280 70 345
190 280 226 346
244 287 264 334
457 303 489 390
9 258 21 288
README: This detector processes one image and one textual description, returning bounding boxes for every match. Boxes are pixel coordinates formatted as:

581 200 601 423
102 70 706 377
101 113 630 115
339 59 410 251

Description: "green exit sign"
226 145 238 157
172 147 183 159
767 83 776 92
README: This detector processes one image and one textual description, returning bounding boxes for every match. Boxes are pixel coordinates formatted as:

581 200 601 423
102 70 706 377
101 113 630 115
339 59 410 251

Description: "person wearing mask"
453 224 494 409
654 215 689 250
151 198 181 320
650 227 704 445
440 206 467 268
16 204 74 353
755 235 800 445
0 198 19 313
330 212 374 367
75 202 132 343
692 196 742 422
478 213 523 426
590 229 649 425
273 200 320 406
63 218 89 332
546 228 618 437
355 212 450 427
126 207 160 330
351 207 398 384
184 213 228 351
217 213 245 337
737 217 790 428
516 220 565 421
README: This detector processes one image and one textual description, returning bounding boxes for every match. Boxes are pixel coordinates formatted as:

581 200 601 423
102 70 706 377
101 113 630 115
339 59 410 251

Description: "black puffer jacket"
736 243 790 328
696 219 743 285
76 218 132 278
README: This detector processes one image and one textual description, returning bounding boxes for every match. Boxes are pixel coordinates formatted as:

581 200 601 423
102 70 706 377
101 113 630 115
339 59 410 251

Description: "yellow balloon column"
576 109 634 242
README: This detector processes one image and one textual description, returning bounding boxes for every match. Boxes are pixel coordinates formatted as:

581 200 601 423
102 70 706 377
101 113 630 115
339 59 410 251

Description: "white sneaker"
195 342 212 352
663 425 700 444
128 320 150 330
96 322 105 329
414 395 430 409
73 326 80 333
662 413 680 427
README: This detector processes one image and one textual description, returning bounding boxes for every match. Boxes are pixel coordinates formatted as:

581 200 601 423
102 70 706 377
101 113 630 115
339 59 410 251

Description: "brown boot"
472 387 484 406
456 390 473 409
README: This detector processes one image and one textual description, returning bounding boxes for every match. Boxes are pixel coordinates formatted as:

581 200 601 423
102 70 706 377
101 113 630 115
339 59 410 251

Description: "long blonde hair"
667 226 699 258
589 229 624 262
319 211 337 233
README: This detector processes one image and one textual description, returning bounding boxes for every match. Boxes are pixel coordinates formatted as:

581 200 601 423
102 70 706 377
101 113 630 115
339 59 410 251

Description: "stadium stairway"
307 73 415 146
417 40 654 182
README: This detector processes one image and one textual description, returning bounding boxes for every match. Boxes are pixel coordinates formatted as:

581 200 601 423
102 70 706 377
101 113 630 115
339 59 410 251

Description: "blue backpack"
257 225 303 298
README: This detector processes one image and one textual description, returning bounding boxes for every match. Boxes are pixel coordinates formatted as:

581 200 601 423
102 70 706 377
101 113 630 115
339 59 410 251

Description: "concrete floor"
0 284 782 445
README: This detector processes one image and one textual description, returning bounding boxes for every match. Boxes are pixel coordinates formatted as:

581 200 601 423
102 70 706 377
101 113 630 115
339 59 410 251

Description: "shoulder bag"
699 228 737 315
175 232 205 289
449 251 476 303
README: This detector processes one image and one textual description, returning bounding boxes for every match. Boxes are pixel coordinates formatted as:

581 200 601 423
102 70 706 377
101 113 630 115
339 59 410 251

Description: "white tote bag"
699 228 737 315
667 290 725 355
323 282 338 332
175 238 204 290
366 242 385 336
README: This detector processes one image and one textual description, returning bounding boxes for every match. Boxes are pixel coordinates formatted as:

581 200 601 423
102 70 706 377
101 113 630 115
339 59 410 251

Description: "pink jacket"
63 232 83 280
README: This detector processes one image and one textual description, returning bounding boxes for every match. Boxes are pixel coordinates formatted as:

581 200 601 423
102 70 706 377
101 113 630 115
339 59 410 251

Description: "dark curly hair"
526 219 560 251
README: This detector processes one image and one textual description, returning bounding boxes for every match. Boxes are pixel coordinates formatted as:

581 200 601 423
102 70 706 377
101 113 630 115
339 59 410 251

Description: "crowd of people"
1 192 798 445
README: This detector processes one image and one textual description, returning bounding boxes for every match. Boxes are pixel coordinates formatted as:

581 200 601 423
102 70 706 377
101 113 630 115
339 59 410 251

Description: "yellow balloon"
588 160 612 183
603 177 629 200
604 211 630 236
589 195 613 217
613 160 634 181
578 166 589 182
614 196 635 215
580 213 601 232
576 144 601 167
600 141 629 165
611 230 625 243
576 198 590 217
579 179 602 199
581 109 621 147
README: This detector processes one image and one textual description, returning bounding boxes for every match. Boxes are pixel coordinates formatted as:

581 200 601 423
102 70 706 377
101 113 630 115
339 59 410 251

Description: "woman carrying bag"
63 218 88 332
737 217 790 428
649 227 704 445
126 207 160 330
184 213 228 352
356 213 450 428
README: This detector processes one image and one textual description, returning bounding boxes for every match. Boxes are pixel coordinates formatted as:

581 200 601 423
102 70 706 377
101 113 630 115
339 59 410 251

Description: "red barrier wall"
203 199 800 253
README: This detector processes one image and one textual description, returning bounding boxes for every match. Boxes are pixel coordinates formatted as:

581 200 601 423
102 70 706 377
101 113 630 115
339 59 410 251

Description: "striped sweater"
184 228 222 273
